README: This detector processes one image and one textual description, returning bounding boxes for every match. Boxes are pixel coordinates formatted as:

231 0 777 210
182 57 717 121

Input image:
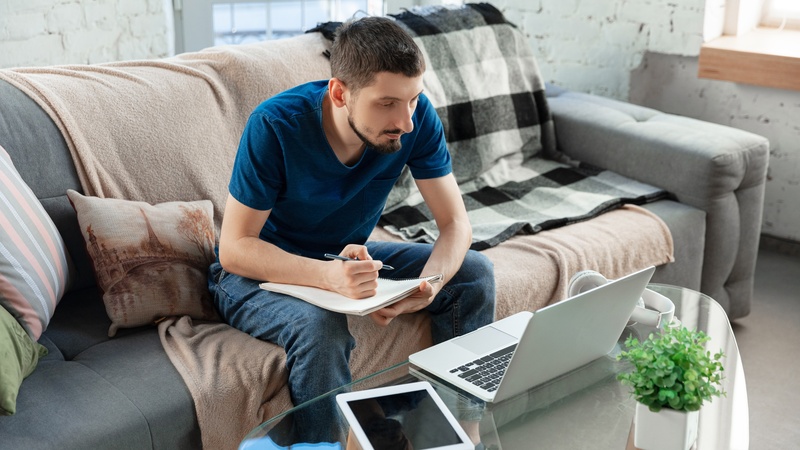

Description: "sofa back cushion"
0 79 96 295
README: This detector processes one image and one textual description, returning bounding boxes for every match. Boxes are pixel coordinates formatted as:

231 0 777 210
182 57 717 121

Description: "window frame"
174 0 386 53
698 0 800 91
760 0 800 29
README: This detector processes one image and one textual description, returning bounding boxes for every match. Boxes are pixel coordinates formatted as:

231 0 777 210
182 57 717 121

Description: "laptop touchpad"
453 326 517 355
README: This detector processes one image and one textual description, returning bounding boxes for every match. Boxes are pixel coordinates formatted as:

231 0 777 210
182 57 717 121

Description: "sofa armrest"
546 88 769 319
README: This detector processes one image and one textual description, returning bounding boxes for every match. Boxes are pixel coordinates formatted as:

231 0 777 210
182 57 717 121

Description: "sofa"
0 4 768 450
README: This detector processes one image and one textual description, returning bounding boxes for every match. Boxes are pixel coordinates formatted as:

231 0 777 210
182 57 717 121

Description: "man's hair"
330 17 425 92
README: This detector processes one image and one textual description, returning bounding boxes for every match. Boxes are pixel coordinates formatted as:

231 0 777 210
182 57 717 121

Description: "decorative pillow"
0 305 48 415
66 190 219 337
0 145 70 341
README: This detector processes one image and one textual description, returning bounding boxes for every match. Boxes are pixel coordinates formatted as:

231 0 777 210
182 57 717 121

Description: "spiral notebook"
259 274 443 316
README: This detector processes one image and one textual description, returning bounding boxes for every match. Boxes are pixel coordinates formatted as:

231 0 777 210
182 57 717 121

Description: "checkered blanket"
311 3 667 250
382 156 667 250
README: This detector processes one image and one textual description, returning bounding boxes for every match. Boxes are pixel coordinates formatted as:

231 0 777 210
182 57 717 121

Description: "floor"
731 246 800 449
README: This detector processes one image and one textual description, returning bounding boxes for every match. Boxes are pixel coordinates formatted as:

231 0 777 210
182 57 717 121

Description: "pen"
324 253 394 271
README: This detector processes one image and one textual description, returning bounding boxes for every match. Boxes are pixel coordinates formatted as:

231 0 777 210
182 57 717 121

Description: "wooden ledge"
698 27 800 91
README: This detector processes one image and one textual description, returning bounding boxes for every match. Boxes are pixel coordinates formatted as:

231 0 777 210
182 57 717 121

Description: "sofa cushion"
67 190 218 337
0 144 70 340
0 306 47 415
6 331 200 450
18 289 200 449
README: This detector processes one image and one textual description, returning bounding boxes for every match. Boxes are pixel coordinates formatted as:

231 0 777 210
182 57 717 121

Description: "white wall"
0 0 169 68
1 0 799 242
488 0 706 99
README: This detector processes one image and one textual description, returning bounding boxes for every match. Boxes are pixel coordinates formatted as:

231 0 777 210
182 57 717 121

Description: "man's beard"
347 114 403 154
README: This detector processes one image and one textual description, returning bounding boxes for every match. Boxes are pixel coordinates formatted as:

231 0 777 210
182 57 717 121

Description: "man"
208 16 495 440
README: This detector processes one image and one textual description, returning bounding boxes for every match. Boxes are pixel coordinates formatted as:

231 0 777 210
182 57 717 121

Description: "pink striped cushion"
0 145 69 341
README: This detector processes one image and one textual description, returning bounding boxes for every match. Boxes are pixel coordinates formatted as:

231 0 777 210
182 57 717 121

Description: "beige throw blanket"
157 316 293 450
0 33 332 229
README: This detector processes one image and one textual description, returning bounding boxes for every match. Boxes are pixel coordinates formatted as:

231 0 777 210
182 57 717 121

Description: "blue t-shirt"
228 80 451 258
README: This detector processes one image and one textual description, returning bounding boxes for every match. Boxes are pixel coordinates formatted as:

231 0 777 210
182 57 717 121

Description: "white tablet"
335 381 473 450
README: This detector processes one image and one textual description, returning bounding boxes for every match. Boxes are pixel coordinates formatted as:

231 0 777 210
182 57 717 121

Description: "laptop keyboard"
449 344 517 392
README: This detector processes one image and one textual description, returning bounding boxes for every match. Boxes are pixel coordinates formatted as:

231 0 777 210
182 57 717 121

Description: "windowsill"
698 27 800 91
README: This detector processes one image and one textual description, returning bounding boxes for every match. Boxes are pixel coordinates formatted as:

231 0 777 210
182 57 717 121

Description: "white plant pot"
634 402 699 450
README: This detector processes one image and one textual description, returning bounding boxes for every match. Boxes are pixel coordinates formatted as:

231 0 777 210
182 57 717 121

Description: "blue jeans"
208 241 495 443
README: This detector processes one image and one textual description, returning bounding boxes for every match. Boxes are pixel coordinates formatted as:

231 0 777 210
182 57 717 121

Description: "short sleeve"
228 112 285 211
405 95 452 180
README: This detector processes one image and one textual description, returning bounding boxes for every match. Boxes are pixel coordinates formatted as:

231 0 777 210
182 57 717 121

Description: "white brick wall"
0 0 169 68
501 0 706 99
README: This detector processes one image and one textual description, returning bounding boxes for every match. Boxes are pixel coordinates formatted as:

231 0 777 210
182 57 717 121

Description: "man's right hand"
324 244 383 299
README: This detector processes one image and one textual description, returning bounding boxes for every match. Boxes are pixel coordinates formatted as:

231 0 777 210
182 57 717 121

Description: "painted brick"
117 35 151 61
5 0 58 14
147 0 164 14
117 1 147 17
574 1 617 21
601 21 643 49
0 34 65 67
649 26 703 55
522 13 556 37
0 1 169 69
545 21 602 45
62 27 120 59
540 0 580 16
46 3 85 33
0 12 48 41
149 33 168 56
84 1 117 30
671 6 706 34
130 13 165 38
620 2 675 28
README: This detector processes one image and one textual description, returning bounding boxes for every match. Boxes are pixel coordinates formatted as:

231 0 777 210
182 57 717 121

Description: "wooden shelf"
698 27 800 91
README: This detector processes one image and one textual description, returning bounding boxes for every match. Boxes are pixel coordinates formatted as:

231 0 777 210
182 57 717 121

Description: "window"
176 0 385 53
698 0 800 91
761 0 800 29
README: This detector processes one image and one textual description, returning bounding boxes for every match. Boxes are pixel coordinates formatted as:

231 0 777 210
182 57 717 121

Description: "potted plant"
616 326 726 450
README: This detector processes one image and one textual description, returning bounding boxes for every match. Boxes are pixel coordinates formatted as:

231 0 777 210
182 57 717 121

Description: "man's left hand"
368 280 438 326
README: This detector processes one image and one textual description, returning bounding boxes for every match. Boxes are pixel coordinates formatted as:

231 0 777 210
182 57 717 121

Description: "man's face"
344 72 425 154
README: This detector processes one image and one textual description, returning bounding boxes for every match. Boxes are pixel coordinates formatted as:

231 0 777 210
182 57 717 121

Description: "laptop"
409 265 655 403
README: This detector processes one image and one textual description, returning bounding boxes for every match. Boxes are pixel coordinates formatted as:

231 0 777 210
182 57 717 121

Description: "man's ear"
328 78 348 108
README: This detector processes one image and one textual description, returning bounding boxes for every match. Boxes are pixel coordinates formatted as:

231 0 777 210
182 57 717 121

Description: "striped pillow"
0 145 69 341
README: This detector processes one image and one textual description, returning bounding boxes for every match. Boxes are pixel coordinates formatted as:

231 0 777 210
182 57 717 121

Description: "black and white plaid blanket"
310 4 667 250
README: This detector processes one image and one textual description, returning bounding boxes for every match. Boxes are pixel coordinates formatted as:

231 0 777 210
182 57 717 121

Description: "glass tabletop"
240 284 748 450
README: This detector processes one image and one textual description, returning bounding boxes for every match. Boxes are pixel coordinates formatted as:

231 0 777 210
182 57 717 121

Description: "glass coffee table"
240 284 748 450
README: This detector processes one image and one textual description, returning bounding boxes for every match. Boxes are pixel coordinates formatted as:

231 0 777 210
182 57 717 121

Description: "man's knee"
462 250 495 286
